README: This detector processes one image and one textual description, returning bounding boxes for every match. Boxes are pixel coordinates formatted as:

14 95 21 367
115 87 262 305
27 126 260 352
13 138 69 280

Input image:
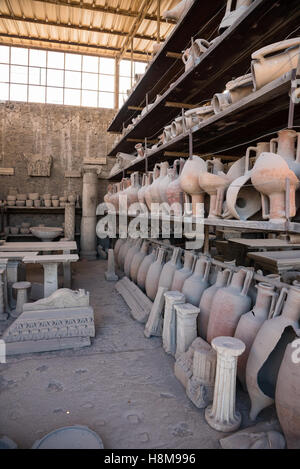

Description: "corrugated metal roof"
0 0 179 61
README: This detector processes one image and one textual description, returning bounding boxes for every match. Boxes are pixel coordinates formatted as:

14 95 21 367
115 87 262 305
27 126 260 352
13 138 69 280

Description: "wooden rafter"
118 0 151 60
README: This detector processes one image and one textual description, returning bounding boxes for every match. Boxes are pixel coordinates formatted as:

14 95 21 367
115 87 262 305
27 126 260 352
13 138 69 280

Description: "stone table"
22 254 79 298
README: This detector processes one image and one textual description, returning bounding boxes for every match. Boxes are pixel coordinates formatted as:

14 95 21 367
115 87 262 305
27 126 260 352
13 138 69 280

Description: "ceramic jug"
145 247 167 301
182 39 210 72
124 238 143 278
198 268 233 339
251 151 299 223
179 155 207 215
275 336 300 449
130 240 150 283
234 282 277 389
251 38 300 91
158 247 182 290
182 256 211 306
171 251 195 292
206 268 253 343
136 247 157 291
219 0 253 33
162 0 193 22
270 129 300 179
246 284 300 421
166 159 185 216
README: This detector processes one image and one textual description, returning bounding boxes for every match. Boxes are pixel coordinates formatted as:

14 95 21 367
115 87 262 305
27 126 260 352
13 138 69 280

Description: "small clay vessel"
145 247 167 301
206 268 253 343
171 251 195 292
182 256 211 306
158 247 182 290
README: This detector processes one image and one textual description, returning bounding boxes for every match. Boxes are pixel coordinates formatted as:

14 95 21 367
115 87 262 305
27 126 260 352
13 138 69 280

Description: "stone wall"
0 101 117 205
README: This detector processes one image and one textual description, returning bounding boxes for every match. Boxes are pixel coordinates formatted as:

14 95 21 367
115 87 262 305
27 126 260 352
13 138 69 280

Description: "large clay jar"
182 256 211 306
114 238 126 266
159 163 173 205
275 337 300 449
151 162 169 204
166 159 185 216
137 174 148 208
179 155 207 215
207 268 253 343
198 268 233 339
184 105 214 130
270 129 300 179
198 158 228 218
124 238 143 278
143 172 155 211
127 172 141 211
251 38 300 91
118 237 134 271
147 164 160 209
246 285 300 421
251 151 299 223
162 0 193 22
158 247 182 290
136 247 157 291
119 178 131 211
145 247 167 301
130 240 150 282
234 282 277 389
219 0 253 33
171 251 195 292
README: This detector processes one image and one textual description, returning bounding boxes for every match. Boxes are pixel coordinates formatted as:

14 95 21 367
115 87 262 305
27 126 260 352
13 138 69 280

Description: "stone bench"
23 254 79 298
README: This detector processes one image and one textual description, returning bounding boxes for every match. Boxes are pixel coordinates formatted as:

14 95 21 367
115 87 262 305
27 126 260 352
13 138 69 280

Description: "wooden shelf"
107 0 224 133
108 73 299 179
108 0 300 156
4 206 82 214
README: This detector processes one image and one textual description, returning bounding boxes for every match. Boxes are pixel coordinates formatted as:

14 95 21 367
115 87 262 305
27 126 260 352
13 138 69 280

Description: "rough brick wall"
0 101 117 205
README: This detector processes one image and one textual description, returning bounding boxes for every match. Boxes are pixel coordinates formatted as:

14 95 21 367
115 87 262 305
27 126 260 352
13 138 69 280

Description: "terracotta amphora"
163 125 172 144
226 73 253 104
144 171 155 211
234 282 277 389
251 151 299 223
224 142 269 220
145 247 167 301
148 163 161 207
119 178 131 211
104 184 113 206
270 129 300 179
159 163 173 205
251 38 300 91
166 159 185 216
275 335 300 449
184 105 214 130
136 247 157 291
114 238 126 267
179 155 207 215
127 172 141 212
246 285 300 421
182 256 211 306
219 0 253 33
118 238 134 271
138 174 147 207
207 268 253 343
162 0 193 22
171 116 185 138
198 158 227 218
158 247 182 290
182 39 210 73
124 238 143 278
130 240 150 283
151 162 169 205
171 251 195 292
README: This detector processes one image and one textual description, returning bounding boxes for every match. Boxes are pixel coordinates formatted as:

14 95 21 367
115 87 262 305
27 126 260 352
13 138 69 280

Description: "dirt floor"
0 259 276 449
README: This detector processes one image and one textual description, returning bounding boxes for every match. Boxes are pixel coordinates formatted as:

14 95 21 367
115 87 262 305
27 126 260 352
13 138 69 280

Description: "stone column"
186 345 217 409
163 291 185 356
64 202 76 241
175 303 199 358
6 260 20 308
205 336 245 432
43 263 58 298
0 269 8 321
0 260 10 315
12 281 31 318
105 249 118 281
80 168 98 260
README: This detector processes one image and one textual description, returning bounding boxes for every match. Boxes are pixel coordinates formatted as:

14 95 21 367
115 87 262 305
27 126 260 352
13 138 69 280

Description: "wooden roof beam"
0 13 160 42
31 0 176 24
118 0 151 60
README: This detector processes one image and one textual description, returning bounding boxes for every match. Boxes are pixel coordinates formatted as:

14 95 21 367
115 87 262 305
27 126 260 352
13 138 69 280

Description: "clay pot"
137 174 147 207
141 172 153 211
251 151 299 223
166 159 185 216
135 143 144 158
171 116 184 138
137 247 157 291
184 105 214 130
182 39 210 72
212 90 232 114
270 129 300 179
127 172 141 213
198 268 233 339
171 251 195 292
219 0 253 33
44 199 52 208
28 193 39 201
226 73 253 104
34 199 41 208
151 162 169 205
158 247 182 290
145 247 167 301
179 155 207 215
17 194 27 201
207 268 253 343
52 200 60 208
182 256 211 306
162 0 193 22
119 179 131 211
114 238 126 266
104 184 113 205
26 200 33 207
118 238 134 271
163 125 172 144
159 164 173 206
234 282 277 389
198 158 227 218
275 337 300 449
251 38 300 91
130 240 150 282
246 285 300 421
124 239 143 278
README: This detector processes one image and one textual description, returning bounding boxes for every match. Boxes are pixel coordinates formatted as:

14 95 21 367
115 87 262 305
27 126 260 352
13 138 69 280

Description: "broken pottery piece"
23 288 90 311
163 291 186 356
220 420 285 449
144 286 168 338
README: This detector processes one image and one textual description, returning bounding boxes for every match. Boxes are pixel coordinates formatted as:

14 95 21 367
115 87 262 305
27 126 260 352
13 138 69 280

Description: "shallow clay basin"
30 226 63 242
